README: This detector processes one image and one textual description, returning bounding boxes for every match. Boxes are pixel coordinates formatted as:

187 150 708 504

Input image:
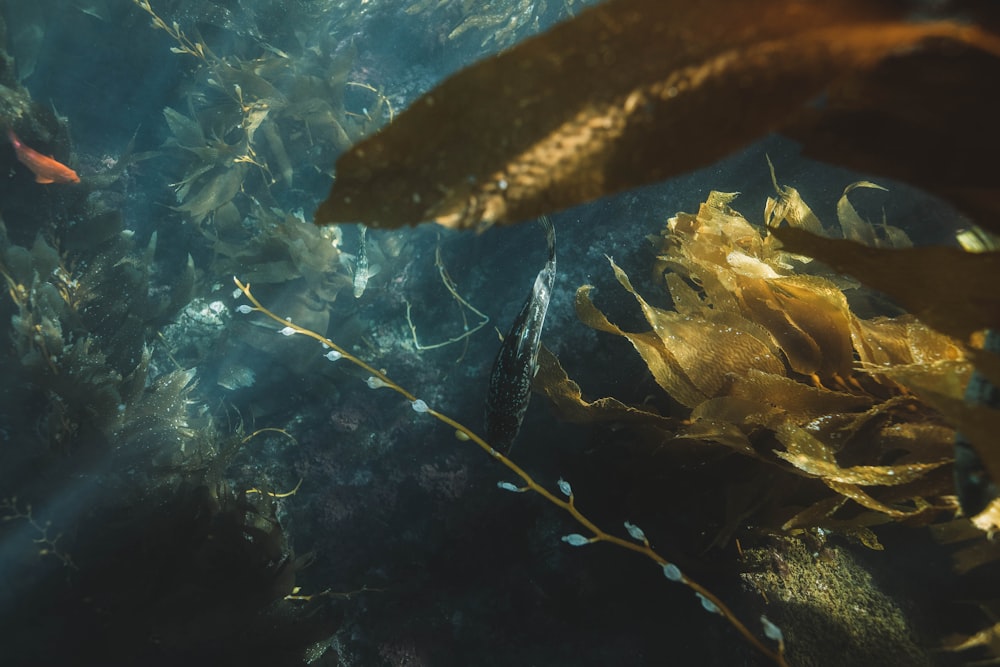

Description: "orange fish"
7 129 80 184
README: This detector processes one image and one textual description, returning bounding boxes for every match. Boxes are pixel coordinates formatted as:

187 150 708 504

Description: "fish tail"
6 127 20 148
538 215 555 263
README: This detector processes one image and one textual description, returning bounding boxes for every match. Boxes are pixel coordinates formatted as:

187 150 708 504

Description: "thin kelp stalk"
232 276 789 667
405 241 489 353
132 0 209 62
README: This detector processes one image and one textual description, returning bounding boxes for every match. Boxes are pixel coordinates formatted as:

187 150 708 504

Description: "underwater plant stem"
245 478 303 498
404 241 489 352
233 277 415 401
132 1 209 62
345 81 396 124
232 276 788 666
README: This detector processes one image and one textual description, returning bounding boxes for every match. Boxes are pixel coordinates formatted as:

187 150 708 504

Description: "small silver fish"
353 226 380 298
484 216 556 452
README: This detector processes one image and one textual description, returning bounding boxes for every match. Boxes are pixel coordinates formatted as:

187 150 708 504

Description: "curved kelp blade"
316 0 1000 230
770 225 1000 522
770 227 1000 343
534 344 676 430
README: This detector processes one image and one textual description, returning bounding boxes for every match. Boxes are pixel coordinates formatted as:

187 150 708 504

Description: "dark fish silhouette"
485 216 556 452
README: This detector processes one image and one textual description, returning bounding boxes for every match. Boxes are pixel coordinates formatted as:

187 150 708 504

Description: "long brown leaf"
315 0 1000 230
770 227 1000 343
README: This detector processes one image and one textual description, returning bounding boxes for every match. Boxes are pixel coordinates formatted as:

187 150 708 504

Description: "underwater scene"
1 0 1000 665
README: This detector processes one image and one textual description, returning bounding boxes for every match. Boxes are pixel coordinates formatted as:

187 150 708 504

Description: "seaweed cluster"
0 191 341 666
541 176 968 545
0 25 343 661
132 0 406 335
0 216 198 461
157 37 389 222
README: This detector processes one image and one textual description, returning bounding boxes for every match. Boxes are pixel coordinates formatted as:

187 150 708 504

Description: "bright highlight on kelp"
316 0 1000 231
538 176 986 545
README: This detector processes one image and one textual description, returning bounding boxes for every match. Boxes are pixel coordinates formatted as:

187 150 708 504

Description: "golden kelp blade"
575 284 704 408
774 422 948 487
727 370 873 423
942 621 1000 657
535 345 676 429
315 0 1000 230
736 275 857 382
836 181 889 247
545 183 968 535
608 256 786 398
770 227 1000 343
576 258 785 408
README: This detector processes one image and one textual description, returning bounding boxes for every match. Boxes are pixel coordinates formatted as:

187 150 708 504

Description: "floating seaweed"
769 224 1000 527
316 0 1000 231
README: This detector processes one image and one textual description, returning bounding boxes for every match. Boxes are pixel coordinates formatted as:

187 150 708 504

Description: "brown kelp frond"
543 181 967 537
770 220 1000 506
942 621 1000 662
783 35 1000 231
769 227 1000 343
933 510 1000 575
0 211 208 461
316 0 1000 230
536 344 677 430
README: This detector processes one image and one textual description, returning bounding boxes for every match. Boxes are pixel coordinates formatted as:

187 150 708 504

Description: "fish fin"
35 175 55 184
369 264 381 278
